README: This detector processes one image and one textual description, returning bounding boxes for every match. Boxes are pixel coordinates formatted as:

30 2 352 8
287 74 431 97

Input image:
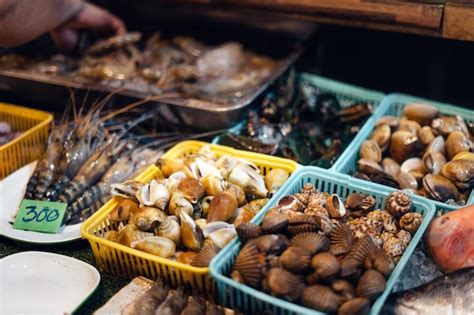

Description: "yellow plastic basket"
81 140 299 292
0 103 53 179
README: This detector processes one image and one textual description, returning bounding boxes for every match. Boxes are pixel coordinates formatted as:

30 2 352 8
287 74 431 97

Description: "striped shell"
261 212 288 234
191 240 220 267
345 193 376 217
287 215 320 235
279 246 311 273
330 221 353 256
235 222 263 243
356 270 386 300
264 268 305 301
291 232 329 255
301 285 343 313
252 234 289 256
338 297 370 315
233 242 265 287
311 252 340 280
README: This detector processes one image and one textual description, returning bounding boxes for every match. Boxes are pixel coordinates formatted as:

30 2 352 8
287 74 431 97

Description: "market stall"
1 1 473 314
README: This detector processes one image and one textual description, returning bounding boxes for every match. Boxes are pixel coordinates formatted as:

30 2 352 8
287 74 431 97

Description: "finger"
51 28 79 52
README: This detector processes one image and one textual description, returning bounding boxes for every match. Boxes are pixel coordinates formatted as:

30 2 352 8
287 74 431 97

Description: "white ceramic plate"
0 251 100 314
0 161 82 244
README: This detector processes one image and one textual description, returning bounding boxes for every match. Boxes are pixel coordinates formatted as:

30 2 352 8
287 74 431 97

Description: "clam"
155 216 181 245
382 158 400 179
417 126 436 146
404 103 439 125
423 174 459 202
326 194 347 219
264 268 305 301
356 269 386 300
110 180 143 199
118 224 154 247
264 168 289 196
252 234 289 256
108 199 139 222
432 115 469 136
131 206 167 231
200 196 213 217
236 222 262 243
287 215 321 235
370 172 400 189
279 246 311 273
243 198 269 215
399 118 421 135
207 190 238 222
168 191 193 217
400 157 425 181
345 192 376 218
338 297 370 315
446 131 472 160
331 280 355 300
441 159 474 189
176 251 197 265
382 235 406 261
131 236 176 258
364 248 394 277
389 130 421 164
311 252 340 280
357 158 383 175
397 171 418 191
136 180 170 209
423 152 446 175
191 239 220 267
359 140 382 162
291 232 329 254
425 135 446 155
207 226 237 248
452 151 474 161
201 174 229 196
278 195 305 212
227 184 246 207
399 212 423 235
224 162 267 197
301 285 343 313
384 191 412 218
179 211 204 251
261 212 288 234
177 178 205 204
370 124 391 152
330 221 353 256
376 116 399 130
233 242 265 287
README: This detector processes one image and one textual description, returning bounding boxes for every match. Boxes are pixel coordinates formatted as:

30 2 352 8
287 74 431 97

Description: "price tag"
13 199 67 233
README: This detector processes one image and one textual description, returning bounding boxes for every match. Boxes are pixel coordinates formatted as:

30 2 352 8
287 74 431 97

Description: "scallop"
264 268 305 301
235 222 262 243
261 212 288 234
360 140 382 162
252 234 289 256
384 191 413 218
364 248 394 277
301 285 343 313
331 279 356 300
280 246 311 273
399 212 423 235
330 221 353 256
389 130 421 164
345 192 376 218
233 242 264 287
423 174 459 202
291 232 330 255
287 215 321 235
191 240 220 267
311 252 340 280
404 103 439 125
345 236 377 266
356 269 386 300
338 297 370 315
370 124 391 151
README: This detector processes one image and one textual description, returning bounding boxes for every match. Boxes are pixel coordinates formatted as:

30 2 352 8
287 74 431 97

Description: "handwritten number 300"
22 206 59 223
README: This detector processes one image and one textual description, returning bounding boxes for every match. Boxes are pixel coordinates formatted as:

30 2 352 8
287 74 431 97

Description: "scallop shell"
356 270 386 300
338 297 370 315
364 248 394 277
311 252 340 280
384 191 413 218
191 240 220 267
235 222 262 243
290 232 330 255
345 236 377 266
331 279 355 301
264 268 305 301
261 212 288 234
279 246 311 273
287 215 321 235
345 193 376 218
233 242 264 287
399 212 423 235
326 194 347 219
330 221 353 256
301 285 343 313
252 234 289 256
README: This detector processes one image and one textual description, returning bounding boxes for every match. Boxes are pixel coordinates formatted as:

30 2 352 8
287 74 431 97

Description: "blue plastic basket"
209 166 435 315
212 73 385 169
335 93 474 213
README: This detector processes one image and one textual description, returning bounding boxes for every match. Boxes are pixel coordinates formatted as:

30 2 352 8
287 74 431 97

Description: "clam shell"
360 140 382 162
264 268 305 301
399 212 423 235
441 159 474 190
235 222 262 243
369 172 400 189
423 174 459 202
338 297 370 315
131 236 176 258
311 252 340 280
356 269 386 300
261 212 288 234
330 221 353 256
397 171 418 191
382 158 400 179
384 191 413 218
301 285 343 313
364 248 394 277
233 242 264 287
404 103 439 125
279 246 311 273
326 194 347 219
423 152 446 175
252 234 289 256
332 279 356 301
207 191 238 222
418 126 436 146
287 215 321 235
290 232 329 255
389 130 421 164
177 178 204 204
345 192 376 217
357 158 383 175
432 115 469 136
191 240 220 267
399 118 421 136
446 131 472 160
426 135 446 155
370 124 391 152
376 116 399 130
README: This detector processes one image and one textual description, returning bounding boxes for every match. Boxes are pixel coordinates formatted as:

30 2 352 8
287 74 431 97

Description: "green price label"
13 199 67 233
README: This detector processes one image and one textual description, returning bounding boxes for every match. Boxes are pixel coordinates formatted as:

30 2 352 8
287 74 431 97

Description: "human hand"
51 2 126 52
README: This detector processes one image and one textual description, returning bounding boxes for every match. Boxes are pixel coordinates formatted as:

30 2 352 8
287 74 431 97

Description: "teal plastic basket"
209 166 435 315
212 72 385 169
335 93 474 213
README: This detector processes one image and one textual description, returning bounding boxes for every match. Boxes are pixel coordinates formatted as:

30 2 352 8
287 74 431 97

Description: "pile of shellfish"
230 185 422 314
100 144 289 267
355 103 473 205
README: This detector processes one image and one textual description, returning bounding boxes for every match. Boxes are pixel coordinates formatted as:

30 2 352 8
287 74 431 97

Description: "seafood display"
425 204 474 273
0 121 22 145
0 32 276 104
216 72 374 167
102 144 289 266
229 186 422 314
353 103 473 205
382 267 474 315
